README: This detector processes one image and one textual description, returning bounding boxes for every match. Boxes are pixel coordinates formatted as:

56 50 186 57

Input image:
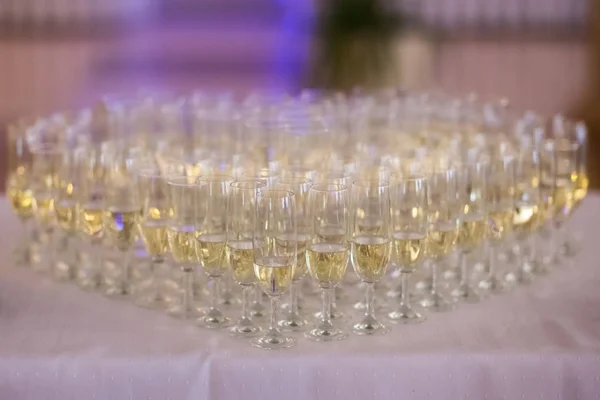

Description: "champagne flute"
562 121 588 256
452 160 487 301
419 165 460 311
136 170 170 309
545 138 579 266
310 170 352 319
228 179 267 337
350 179 392 335
30 145 62 274
53 146 82 281
275 177 311 331
251 190 297 349
511 142 542 284
239 167 279 318
388 175 428 323
196 175 233 328
77 145 106 290
6 122 35 266
479 156 515 292
305 183 350 342
166 175 202 319
102 149 142 298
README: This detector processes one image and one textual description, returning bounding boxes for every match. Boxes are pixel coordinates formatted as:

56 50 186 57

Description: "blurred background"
0 0 596 185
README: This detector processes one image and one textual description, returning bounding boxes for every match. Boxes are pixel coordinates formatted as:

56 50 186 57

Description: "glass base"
12 245 32 267
352 299 384 312
352 315 390 336
386 285 401 299
388 303 426 324
314 302 344 321
104 284 131 299
419 291 456 312
251 333 296 350
560 242 578 258
167 303 201 320
278 313 308 332
53 261 74 282
305 326 348 342
479 274 508 293
135 293 167 310
77 276 101 291
197 310 232 329
451 283 482 303
229 318 262 338
220 292 241 307
249 301 268 319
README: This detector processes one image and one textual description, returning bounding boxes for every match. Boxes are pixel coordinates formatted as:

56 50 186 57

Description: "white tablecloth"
1 195 599 400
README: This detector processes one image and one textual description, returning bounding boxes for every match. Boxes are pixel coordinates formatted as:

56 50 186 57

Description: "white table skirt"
1 195 599 400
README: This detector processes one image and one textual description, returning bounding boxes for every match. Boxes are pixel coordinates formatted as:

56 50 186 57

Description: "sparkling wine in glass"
305 183 350 342
388 175 428 323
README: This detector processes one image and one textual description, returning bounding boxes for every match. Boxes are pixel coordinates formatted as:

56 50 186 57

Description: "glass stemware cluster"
5 90 588 350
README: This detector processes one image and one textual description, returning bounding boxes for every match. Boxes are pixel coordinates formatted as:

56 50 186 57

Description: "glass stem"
365 282 375 318
242 286 251 320
151 256 164 301
321 287 332 326
290 282 299 315
400 272 410 306
460 251 469 287
255 285 263 306
122 248 131 293
554 222 565 259
488 245 497 278
527 234 536 266
182 267 194 312
211 276 220 311
269 296 279 334
430 261 438 295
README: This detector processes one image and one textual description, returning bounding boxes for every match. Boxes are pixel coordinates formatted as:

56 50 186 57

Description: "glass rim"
138 168 165 179
544 137 580 152
351 179 390 188
256 189 294 199
276 176 312 186
391 173 427 183
310 183 347 192
29 144 63 155
197 174 235 184
230 179 268 190
167 174 201 186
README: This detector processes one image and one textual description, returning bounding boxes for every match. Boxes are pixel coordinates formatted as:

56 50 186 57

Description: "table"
1 195 599 400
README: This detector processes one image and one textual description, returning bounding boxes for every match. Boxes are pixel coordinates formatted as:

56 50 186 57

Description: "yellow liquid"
488 208 513 241
572 172 588 208
33 195 55 226
167 225 199 264
254 256 295 296
196 233 228 277
274 233 310 281
139 220 168 256
227 239 255 285
103 207 141 250
80 206 104 237
306 242 349 289
393 231 427 271
8 187 34 220
427 222 458 258
553 182 574 219
512 202 539 235
351 235 391 283
55 200 79 233
458 214 487 251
